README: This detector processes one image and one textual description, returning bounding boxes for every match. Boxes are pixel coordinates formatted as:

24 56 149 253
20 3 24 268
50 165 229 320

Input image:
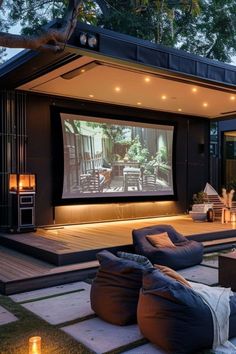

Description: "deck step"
0 232 133 266
0 246 99 295
203 236 236 247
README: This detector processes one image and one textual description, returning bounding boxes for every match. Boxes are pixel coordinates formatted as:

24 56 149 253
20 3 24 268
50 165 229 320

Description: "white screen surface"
61 113 174 199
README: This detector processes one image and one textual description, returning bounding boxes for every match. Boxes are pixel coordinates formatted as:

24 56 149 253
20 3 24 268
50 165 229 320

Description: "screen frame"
51 106 177 206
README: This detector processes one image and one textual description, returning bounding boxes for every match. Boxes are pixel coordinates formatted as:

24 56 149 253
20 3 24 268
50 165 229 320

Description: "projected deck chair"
80 169 104 193
141 174 157 191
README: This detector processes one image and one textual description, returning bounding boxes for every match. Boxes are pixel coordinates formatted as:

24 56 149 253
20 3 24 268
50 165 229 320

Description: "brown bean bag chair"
90 250 151 325
138 268 236 353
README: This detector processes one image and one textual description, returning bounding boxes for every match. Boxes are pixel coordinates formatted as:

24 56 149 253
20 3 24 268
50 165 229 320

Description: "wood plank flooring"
0 246 99 295
1 215 236 294
2 215 236 255
0 246 98 282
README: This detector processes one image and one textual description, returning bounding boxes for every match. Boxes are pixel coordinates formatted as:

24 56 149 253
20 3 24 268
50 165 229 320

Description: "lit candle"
29 336 41 354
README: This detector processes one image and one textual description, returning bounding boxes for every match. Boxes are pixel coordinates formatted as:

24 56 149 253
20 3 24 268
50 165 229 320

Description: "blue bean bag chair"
132 224 203 270
137 268 236 354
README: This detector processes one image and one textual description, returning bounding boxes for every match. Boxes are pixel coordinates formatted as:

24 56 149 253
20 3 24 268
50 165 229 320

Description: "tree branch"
0 0 83 52
95 0 110 16
205 35 218 58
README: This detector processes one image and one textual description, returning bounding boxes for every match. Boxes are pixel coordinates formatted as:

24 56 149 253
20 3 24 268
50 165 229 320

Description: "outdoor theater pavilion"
0 21 236 231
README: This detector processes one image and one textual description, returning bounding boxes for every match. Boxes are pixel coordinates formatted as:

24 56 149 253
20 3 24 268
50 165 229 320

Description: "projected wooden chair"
124 173 140 191
80 174 90 192
88 170 104 193
141 174 157 191
80 169 104 193
123 167 141 192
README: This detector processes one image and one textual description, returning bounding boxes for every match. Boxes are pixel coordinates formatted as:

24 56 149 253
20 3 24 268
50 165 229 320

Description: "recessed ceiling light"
89 94 94 98
203 102 208 107
81 69 86 73
230 96 236 101
144 77 151 82
192 87 198 93
178 108 182 112
137 102 142 105
161 95 167 100
115 86 121 92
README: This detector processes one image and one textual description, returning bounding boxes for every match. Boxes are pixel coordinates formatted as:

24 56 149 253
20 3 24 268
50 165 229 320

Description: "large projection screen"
60 113 175 200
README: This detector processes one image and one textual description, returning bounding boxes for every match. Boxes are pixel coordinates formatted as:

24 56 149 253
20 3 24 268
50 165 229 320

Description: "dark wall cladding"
225 70 236 85
25 93 209 226
99 37 138 61
0 91 27 229
169 55 196 75
196 62 208 79
208 66 225 82
138 47 169 68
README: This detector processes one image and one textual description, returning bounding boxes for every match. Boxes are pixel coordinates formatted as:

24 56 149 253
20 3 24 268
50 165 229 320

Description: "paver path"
0 305 18 326
7 256 236 353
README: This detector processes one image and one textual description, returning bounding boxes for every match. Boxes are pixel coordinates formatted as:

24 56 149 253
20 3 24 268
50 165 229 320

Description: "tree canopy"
97 0 236 62
0 0 235 63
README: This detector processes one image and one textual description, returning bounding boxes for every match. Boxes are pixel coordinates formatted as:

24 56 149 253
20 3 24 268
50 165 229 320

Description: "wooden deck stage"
1 215 236 295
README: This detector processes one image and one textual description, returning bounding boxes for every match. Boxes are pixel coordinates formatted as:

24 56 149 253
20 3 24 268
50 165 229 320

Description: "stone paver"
0 305 18 326
121 343 166 353
178 265 218 285
62 317 143 354
10 281 90 303
22 285 93 325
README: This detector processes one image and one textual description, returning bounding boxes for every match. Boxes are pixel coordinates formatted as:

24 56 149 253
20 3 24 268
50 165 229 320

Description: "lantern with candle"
9 173 36 233
29 336 41 354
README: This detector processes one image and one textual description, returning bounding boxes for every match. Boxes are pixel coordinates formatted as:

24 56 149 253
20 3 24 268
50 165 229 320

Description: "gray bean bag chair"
137 268 236 354
90 250 152 325
132 224 203 270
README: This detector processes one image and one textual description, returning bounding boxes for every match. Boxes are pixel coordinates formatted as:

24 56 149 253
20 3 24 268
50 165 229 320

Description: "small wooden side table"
219 251 236 290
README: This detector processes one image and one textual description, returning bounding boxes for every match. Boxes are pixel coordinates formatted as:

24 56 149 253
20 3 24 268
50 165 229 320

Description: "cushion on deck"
90 250 145 325
138 268 236 353
146 232 176 248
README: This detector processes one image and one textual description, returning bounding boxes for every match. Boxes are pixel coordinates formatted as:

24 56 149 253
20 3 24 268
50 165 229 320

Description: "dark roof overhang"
0 21 235 90
0 21 235 119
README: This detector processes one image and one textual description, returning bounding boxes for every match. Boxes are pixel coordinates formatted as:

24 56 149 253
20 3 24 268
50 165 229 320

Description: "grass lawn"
0 295 92 354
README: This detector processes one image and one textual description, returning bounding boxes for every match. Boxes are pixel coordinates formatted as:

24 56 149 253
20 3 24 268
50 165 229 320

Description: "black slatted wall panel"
0 90 27 229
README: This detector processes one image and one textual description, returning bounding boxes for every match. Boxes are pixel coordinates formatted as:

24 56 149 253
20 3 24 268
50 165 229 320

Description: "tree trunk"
0 0 98 53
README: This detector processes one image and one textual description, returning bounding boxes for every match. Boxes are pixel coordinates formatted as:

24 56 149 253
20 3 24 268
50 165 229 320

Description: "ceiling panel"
18 57 236 119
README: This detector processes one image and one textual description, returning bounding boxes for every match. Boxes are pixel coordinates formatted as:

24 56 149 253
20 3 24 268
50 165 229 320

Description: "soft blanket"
189 282 236 353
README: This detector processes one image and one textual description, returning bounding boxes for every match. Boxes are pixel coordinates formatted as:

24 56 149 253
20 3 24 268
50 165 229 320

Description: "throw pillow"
146 232 176 248
117 251 153 269
154 264 191 288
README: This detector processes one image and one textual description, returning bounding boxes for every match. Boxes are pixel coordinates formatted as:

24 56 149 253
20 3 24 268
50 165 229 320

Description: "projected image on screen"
61 113 174 199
